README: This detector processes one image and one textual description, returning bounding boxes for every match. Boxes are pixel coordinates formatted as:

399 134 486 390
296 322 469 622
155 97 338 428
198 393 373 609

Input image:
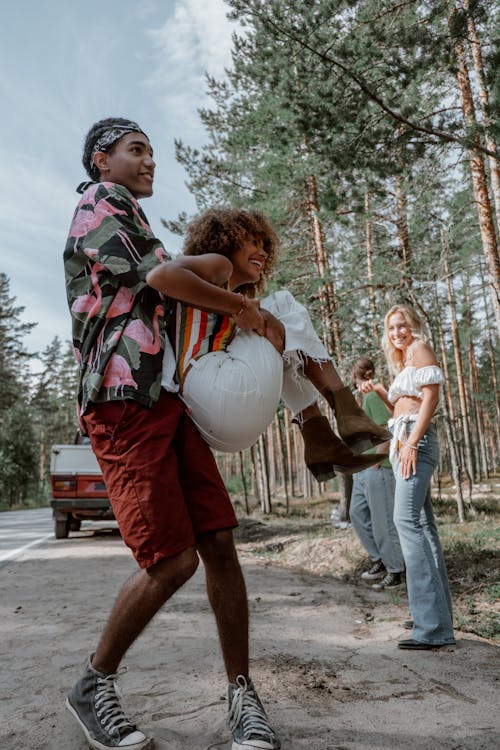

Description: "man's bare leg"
92 547 199 675
197 529 249 682
197 528 281 749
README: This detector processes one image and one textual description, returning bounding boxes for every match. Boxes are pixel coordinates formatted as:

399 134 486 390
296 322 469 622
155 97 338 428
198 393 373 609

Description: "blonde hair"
382 304 429 375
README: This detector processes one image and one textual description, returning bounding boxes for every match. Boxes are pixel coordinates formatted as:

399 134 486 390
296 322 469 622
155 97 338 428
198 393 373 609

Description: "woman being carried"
359 304 455 649
148 207 389 480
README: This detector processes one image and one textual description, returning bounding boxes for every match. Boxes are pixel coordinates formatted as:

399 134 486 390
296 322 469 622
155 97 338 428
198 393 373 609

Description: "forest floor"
1 480 498 750
233 477 500 642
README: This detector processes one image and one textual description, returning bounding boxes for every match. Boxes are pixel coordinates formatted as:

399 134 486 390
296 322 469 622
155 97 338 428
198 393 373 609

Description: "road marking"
0 533 53 565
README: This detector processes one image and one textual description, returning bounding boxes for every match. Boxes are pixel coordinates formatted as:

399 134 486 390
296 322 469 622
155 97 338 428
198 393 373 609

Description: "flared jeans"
392 423 455 644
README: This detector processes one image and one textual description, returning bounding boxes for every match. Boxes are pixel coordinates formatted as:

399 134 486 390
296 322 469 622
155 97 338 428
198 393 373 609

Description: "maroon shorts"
83 391 237 569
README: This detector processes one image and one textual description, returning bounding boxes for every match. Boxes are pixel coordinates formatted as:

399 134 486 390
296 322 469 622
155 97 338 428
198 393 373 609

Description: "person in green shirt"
350 357 404 589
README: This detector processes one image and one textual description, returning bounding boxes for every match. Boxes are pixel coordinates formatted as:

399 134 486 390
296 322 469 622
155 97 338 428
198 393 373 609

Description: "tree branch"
248 9 497 160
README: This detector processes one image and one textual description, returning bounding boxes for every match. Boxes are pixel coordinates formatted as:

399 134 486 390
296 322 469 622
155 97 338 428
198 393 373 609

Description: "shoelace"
94 673 136 735
228 676 274 740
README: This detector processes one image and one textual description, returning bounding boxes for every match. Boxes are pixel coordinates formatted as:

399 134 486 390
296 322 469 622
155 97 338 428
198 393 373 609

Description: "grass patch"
439 521 500 640
235 483 499 642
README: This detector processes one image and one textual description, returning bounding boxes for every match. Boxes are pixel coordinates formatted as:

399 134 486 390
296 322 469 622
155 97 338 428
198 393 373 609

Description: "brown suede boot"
301 416 388 481
322 386 391 453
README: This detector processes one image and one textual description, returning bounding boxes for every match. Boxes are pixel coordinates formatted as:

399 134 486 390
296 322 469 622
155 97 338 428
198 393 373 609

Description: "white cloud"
0 147 78 354
148 0 236 141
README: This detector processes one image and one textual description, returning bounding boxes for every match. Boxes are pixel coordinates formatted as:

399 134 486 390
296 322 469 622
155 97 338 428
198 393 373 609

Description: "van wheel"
55 516 70 539
69 518 81 532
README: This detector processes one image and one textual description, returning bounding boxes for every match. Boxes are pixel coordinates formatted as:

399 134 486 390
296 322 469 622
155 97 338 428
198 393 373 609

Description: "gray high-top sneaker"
228 675 281 749
66 657 152 749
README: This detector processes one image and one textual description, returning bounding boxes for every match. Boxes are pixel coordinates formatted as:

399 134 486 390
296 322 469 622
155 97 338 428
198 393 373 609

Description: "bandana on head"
91 122 147 162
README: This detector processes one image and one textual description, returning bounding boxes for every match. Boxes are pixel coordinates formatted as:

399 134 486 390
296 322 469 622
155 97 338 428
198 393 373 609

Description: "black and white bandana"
91 122 147 161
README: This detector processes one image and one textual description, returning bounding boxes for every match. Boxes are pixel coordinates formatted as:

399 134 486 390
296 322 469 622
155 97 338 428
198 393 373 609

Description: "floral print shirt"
64 182 171 427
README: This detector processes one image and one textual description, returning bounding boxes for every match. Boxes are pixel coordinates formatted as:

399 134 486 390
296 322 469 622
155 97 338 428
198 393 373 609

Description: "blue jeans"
392 424 454 644
350 467 404 573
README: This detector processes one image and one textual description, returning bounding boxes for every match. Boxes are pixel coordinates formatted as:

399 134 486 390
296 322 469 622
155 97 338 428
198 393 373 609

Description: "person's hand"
399 441 418 479
357 379 375 394
234 297 266 335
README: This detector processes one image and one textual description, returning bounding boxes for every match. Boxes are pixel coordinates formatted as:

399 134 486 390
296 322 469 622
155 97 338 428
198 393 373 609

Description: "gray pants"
350 466 404 573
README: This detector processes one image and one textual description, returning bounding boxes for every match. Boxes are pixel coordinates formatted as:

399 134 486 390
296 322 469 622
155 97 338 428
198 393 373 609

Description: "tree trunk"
305 172 341 359
463 276 489 479
364 191 380 348
479 261 500 462
434 289 467 521
443 235 476 494
258 434 272 513
275 413 290 514
448 3 500 335
284 408 297 498
396 174 411 285
266 423 276 498
337 474 352 522
250 444 261 509
239 451 250 515
464 0 500 237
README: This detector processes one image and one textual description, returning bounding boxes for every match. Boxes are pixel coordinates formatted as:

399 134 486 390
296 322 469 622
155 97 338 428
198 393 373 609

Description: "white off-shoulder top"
387 365 444 405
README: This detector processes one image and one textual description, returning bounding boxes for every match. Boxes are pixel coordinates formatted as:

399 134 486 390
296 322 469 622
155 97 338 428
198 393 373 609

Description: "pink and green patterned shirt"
64 181 171 427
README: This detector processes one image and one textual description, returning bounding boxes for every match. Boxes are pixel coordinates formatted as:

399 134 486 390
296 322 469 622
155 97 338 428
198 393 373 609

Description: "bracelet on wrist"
233 293 247 318
406 444 418 451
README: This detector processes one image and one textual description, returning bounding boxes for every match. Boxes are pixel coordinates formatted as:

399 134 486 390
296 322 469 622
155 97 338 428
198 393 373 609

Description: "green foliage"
0 275 79 506
0 400 38 506
0 272 36 416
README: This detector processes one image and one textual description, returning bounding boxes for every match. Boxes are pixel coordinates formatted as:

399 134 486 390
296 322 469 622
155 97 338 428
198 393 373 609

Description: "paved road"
0 507 54 565
0 507 118 566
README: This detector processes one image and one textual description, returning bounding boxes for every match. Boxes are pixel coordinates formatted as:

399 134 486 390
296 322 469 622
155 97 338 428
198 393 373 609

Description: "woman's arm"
146 254 265 334
357 380 394 413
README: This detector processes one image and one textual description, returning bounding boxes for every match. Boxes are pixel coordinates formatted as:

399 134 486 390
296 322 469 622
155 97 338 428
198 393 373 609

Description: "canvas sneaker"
360 560 386 580
372 571 403 590
228 675 281 749
66 657 152 750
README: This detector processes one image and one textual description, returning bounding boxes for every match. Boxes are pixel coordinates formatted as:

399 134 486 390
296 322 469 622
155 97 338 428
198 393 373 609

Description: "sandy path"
0 527 498 750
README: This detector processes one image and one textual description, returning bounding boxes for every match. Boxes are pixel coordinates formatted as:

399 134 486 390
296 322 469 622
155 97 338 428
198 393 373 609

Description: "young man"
64 117 281 750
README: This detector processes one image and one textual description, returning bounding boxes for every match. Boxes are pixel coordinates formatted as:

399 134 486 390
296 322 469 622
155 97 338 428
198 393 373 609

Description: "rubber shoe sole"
398 639 455 651
66 698 154 750
232 740 280 750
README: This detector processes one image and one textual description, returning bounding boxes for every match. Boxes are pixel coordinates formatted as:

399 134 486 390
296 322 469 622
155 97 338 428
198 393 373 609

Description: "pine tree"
0 273 36 416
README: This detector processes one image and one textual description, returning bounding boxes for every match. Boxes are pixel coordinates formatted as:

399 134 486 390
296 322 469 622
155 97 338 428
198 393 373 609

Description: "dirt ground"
1 517 498 750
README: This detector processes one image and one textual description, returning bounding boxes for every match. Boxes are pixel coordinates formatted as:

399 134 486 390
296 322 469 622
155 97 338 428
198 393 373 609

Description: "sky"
1 0 236 359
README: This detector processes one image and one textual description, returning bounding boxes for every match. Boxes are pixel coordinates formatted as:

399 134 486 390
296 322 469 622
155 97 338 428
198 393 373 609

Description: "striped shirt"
175 303 236 386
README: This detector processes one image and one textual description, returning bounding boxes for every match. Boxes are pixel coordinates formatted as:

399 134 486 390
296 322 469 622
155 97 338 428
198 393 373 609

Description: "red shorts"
83 391 237 569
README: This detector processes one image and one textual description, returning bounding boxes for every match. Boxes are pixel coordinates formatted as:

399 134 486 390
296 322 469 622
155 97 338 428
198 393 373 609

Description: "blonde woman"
359 305 454 649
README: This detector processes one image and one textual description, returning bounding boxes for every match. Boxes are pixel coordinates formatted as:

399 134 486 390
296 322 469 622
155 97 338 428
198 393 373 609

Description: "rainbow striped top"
175 303 236 387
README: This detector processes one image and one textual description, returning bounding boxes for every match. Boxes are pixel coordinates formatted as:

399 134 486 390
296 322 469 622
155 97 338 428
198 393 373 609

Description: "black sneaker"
66 657 152 749
228 675 281 749
372 572 403 590
360 560 386 580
